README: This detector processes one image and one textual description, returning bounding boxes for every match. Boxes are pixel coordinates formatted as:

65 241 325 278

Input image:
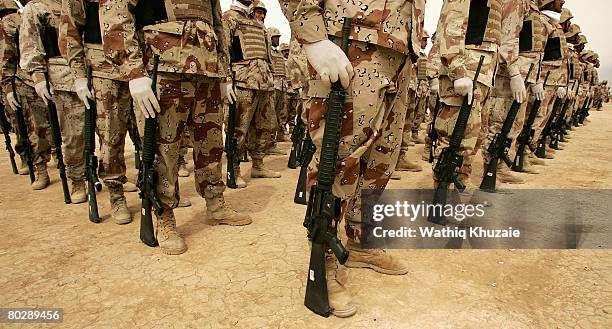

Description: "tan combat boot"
544 148 555 159
232 163 247 188
109 185 131 224
396 154 423 172
178 163 190 177
31 163 50 190
527 153 546 166
411 131 425 144
344 239 409 275
266 144 287 155
18 156 29 175
123 181 138 192
326 256 357 318
521 158 540 175
156 210 187 255
497 165 525 184
276 131 290 142
178 196 192 208
251 159 281 178
204 196 252 226
71 179 87 204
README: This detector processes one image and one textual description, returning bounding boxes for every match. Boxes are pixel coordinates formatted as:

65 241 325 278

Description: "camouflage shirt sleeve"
499 0 529 78
427 38 441 79
212 0 230 81
20 1 52 85
59 0 87 80
1 14 19 94
279 0 327 44
99 0 146 80
437 0 470 81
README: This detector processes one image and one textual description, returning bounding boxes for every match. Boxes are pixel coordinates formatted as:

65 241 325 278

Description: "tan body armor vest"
233 17 268 61
271 49 285 77
135 0 214 29
519 4 547 54
466 0 502 46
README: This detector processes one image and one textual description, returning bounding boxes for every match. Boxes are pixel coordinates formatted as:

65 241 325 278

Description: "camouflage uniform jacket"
285 39 307 95
280 0 420 58
59 0 120 80
99 0 230 82
426 38 441 80
437 0 503 87
222 5 273 91
0 11 33 93
567 47 583 96
270 47 286 91
20 0 74 91
497 0 530 79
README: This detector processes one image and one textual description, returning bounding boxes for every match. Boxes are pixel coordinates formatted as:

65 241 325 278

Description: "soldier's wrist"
31 72 46 85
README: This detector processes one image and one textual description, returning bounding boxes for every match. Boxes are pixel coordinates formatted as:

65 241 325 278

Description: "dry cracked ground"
1 107 612 328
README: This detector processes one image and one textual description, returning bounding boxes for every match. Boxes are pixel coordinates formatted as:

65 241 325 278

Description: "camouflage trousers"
435 77 491 178
92 77 131 187
481 76 532 164
179 127 193 165
136 73 226 209
410 89 429 133
529 85 557 143
55 91 86 181
285 91 301 131
12 79 51 166
272 88 287 138
234 87 275 160
400 89 417 154
305 41 410 243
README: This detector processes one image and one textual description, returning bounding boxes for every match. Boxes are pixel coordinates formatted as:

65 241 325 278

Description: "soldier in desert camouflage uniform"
20 0 87 203
100 0 252 255
422 31 442 162
433 0 505 188
410 30 431 146
59 0 138 223
266 26 288 156
528 0 569 160
223 0 281 188
394 0 426 175
280 42 297 132
0 0 52 189
480 0 541 184
282 0 421 317
561 20 582 132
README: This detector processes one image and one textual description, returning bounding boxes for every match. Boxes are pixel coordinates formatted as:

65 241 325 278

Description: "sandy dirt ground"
1 106 611 328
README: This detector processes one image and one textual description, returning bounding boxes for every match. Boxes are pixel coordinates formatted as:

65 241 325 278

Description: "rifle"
303 17 350 318
428 95 441 163
225 101 239 188
0 101 18 174
479 64 534 192
287 113 304 169
534 94 563 158
45 74 71 204
550 81 577 148
138 55 163 247
512 72 550 172
427 56 485 226
84 66 102 223
578 96 592 124
127 116 142 170
12 89 35 183
294 133 315 205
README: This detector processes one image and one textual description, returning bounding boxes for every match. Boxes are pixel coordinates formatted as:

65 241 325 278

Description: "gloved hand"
510 75 527 103
567 88 575 100
454 77 474 104
74 78 94 109
129 77 160 118
220 82 237 104
531 83 544 101
556 87 567 98
6 92 20 112
303 39 354 88
34 80 54 105
429 78 440 94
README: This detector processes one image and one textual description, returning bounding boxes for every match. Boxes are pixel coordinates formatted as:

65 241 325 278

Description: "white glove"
429 78 440 94
74 78 94 109
531 83 544 101
556 87 567 98
34 80 54 105
567 89 575 100
510 75 527 104
220 82 237 104
303 40 354 88
6 92 20 111
129 77 160 118
454 77 474 104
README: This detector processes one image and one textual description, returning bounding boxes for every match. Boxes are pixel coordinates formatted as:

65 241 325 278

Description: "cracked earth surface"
1 108 611 328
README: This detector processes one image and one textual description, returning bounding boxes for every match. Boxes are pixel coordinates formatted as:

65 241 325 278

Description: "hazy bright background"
220 0 610 82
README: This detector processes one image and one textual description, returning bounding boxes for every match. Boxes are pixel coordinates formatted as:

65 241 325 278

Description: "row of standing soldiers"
0 0 608 318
